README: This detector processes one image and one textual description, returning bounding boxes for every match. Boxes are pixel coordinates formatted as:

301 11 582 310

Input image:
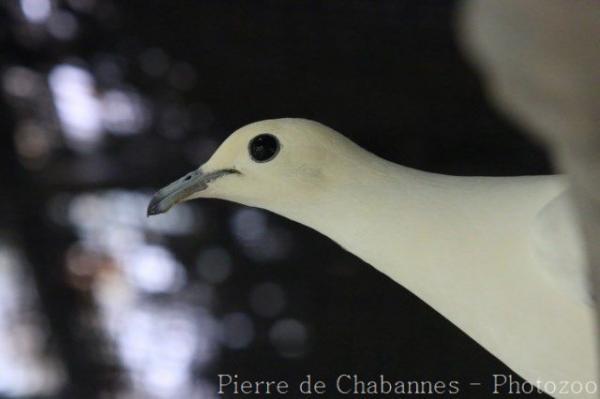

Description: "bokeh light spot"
47 10 78 40
196 247 233 284
122 244 185 294
48 64 103 151
269 319 309 358
221 312 254 350
20 0 51 23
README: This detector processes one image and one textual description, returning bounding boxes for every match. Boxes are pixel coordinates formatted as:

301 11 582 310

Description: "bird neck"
268 151 455 299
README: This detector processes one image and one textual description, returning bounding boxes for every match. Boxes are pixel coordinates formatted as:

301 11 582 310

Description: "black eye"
249 133 280 162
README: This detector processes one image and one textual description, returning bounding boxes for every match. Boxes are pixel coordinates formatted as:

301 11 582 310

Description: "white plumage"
149 118 598 397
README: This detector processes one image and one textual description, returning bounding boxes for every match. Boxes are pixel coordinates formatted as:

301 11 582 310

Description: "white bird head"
147 118 368 216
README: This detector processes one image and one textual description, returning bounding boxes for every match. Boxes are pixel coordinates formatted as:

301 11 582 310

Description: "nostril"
184 174 192 181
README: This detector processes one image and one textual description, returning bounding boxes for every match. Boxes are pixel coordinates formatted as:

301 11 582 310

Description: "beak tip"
146 196 166 217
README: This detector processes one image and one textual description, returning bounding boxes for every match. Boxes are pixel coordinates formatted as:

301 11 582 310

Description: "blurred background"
0 0 552 398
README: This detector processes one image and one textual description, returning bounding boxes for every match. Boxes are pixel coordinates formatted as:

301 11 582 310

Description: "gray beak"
147 168 239 216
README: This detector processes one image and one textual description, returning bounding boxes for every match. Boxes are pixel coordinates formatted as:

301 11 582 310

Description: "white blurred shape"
269 318 309 358
115 304 217 398
101 89 149 135
221 312 254 350
97 225 145 256
61 187 217 396
145 204 198 236
0 243 65 396
68 192 104 230
0 246 22 320
48 64 103 151
122 244 185 294
20 0 51 23
47 10 78 40
67 190 197 237
196 247 232 284
249 282 286 318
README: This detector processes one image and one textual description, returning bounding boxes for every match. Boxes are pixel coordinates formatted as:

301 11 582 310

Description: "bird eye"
249 134 280 162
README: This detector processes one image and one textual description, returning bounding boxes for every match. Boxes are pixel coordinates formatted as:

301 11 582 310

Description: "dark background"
0 0 551 398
